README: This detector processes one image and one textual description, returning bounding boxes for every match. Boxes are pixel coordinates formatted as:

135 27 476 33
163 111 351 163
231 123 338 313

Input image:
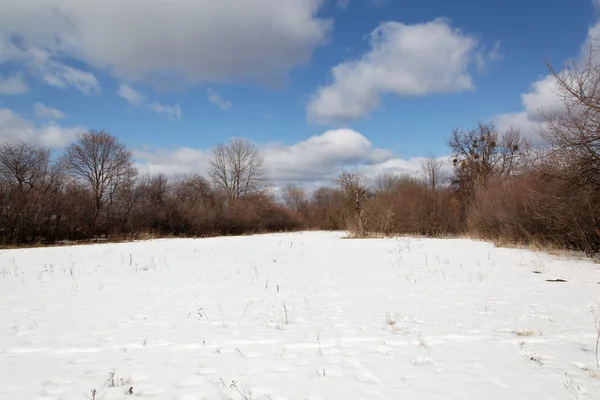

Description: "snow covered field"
1 231 600 400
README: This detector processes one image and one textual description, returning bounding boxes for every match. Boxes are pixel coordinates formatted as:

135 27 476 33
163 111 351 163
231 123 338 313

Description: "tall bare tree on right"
541 39 600 189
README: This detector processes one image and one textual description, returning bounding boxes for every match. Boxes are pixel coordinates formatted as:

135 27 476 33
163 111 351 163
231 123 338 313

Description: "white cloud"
494 75 564 140
475 41 503 71
0 109 81 148
117 83 145 106
0 72 28 95
494 21 600 140
207 89 232 110
494 111 539 139
36 124 80 148
149 103 182 120
117 83 182 119
493 78 561 141
262 129 390 183
34 102 67 120
0 38 101 95
41 63 100 95
307 19 484 124
135 147 210 176
520 75 563 114
134 129 432 189
0 0 331 88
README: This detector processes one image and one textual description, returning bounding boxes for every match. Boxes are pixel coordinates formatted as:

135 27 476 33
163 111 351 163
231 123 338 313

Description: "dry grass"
385 312 399 326
341 234 387 240
513 329 539 337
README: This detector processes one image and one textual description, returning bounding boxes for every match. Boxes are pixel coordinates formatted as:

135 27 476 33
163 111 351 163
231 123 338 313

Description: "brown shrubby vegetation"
1 42 599 255
0 135 302 244
464 42 600 255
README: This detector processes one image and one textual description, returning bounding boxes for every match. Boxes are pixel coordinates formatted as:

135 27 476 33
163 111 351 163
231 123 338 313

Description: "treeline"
0 133 303 244
1 44 599 255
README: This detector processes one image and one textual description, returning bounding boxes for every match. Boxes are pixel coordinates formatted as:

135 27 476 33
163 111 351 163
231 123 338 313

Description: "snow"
1 231 600 400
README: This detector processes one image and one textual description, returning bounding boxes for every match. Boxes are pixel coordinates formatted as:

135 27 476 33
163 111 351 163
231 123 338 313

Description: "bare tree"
419 156 449 236
64 130 136 234
207 138 267 209
448 122 528 205
541 41 600 188
112 175 143 234
0 141 51 192
172 173 213 208
374 173 402 194
335 171 371 237
0 141 54 241
281 184 308 214
308 187 344 230
420 156 448 192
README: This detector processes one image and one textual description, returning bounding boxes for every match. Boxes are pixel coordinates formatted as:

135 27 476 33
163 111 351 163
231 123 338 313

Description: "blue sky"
0 0 597 186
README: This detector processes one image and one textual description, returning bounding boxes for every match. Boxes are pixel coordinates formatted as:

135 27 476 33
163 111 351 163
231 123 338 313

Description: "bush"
468 173 600 254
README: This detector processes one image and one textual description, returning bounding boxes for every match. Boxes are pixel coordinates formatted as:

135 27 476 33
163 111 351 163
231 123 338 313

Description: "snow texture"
1 231 600 399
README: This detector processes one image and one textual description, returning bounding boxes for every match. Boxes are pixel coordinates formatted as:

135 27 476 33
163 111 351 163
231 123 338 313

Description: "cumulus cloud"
494 75 564 140
494 21 600 140
134 129 436 189
0 72 28 95
0 109 81 148
307 19 485 124
34 102 67 120
0 0 331 88
207 89 232 110
117 83 182 120
261 129 391 183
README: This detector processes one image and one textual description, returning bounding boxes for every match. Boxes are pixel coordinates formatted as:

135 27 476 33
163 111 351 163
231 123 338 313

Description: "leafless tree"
307 187 344 230
448 122 528 205
112 175 144 234
0 141 51 192
281 184 308 214
0 142 58 241
335 171 371 237
64 130 136 234
208 138 267 209
541 41 600 188
419 156 450 236
143 173 170 210
420 156 448 192
374 173 402 194
172 173 213 208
